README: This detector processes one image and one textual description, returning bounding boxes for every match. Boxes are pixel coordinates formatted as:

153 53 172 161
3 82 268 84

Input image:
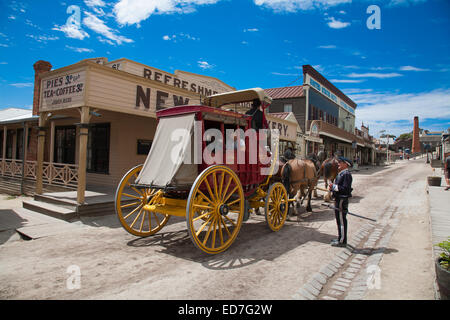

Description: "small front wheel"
265 182 288 231
115 164 170 237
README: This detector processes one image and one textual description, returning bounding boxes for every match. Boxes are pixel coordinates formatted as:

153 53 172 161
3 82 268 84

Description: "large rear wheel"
115 164 170 237
186 165 244 254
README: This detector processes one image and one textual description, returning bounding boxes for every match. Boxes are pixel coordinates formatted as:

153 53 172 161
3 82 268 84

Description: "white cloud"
25 19 40 29
318 44 336 49
327 17 350 29
10 83 33 88
8 15 16 20
198 60 214 69
343 88 373 95
83 11 133 45
84 0 106 7
399 65 430 72
347 72 403 79
312 64 324 72
354 89 450 137
253 0 351 12
27 34 59 42
113 0 221 26
387 0 427 7
241 41 249 45
271 72 298 76
84 0 107 16
330 79 366 83
0 62 7 65
244 28 259 32
97 37 115 45
162 33 198 42
53 23 90 40
65 45 94 53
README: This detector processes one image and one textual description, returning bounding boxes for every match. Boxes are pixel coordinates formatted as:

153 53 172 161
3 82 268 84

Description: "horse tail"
281 162 291 197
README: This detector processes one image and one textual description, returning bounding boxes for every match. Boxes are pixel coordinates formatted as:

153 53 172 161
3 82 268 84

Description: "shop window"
54 126 76 164
284 104 292 112
87 123 110 174
137 139 152 155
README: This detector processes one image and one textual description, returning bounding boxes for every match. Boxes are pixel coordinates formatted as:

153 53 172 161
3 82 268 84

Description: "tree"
397 132 413 140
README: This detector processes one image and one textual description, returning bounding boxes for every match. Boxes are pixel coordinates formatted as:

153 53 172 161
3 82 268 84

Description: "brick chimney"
412 116 421 153
33 60 52 116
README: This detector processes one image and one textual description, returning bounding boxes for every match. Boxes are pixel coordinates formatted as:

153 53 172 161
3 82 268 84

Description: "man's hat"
337 156 353 167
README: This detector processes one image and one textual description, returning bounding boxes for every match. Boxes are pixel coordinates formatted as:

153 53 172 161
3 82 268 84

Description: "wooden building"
0 57 235 206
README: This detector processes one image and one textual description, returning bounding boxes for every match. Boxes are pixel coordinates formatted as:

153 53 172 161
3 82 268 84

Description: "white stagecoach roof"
203 88 272 108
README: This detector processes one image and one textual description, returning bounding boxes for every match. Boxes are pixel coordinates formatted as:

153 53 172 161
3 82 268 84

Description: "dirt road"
0 158 435 299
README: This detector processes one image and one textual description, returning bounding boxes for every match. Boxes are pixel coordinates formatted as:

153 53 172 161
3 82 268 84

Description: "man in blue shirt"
328 156 353 247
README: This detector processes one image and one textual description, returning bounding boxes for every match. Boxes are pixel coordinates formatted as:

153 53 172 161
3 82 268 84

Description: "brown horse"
281 159 318 212
319 157 339 188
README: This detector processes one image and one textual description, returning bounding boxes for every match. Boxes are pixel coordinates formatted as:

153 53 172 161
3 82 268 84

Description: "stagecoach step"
22 200 77 221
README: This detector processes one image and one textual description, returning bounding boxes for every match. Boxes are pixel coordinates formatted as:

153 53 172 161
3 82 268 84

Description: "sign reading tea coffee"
41 70 86 110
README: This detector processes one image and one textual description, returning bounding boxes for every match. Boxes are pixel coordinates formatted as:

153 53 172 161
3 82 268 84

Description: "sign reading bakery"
40 70 86 111
266 115 297 142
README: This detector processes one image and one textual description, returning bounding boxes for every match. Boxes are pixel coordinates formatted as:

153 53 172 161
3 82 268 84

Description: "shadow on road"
127 216 337 270
346 244 398 256
0 209 27 245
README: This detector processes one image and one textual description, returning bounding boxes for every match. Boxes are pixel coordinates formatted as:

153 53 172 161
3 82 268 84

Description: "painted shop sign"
107 59 231 98
266 116 297 142
41 70 85 111
306 74 355 115
135 85 193 110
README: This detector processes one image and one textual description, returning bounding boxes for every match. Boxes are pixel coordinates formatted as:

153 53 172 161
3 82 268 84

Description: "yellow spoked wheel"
115 164 170 237
186 165 244 254
265 182 288 231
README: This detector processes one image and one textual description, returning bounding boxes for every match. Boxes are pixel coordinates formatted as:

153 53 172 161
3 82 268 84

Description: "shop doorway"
54 126 76 164
87 123 110 174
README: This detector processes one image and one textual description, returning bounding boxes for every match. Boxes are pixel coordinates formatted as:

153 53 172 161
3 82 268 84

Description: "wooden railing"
0 159 78 188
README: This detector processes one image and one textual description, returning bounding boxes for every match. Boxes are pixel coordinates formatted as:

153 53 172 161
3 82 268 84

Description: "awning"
304 135 323 144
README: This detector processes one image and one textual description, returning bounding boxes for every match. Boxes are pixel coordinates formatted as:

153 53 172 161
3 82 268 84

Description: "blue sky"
0 0 449 138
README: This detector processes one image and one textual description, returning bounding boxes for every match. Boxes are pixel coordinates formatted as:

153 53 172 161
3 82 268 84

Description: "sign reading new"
39 58 234 115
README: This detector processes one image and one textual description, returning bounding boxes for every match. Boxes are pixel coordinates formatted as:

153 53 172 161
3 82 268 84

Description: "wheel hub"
219 204 229 216
279 203 286 212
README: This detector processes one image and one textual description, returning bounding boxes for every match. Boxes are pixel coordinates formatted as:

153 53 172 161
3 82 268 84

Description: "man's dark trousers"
334 196 348 244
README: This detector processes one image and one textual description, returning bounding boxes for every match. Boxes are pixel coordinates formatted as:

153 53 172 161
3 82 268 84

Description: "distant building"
265 65 375 163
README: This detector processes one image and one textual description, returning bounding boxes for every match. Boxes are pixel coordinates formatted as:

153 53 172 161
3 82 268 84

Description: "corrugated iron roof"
264 86 304 99
0 108 32 121
268 112 291 120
